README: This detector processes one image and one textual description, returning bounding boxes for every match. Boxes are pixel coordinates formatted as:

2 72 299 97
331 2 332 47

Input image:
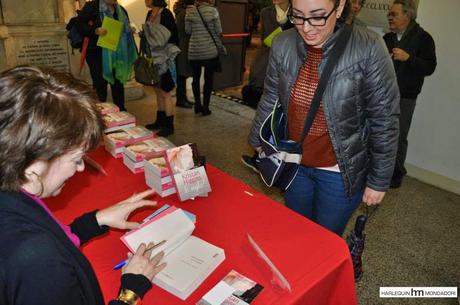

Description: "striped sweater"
185 4 222 60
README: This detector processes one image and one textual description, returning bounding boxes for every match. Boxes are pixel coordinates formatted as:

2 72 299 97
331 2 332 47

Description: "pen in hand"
113 239 167 270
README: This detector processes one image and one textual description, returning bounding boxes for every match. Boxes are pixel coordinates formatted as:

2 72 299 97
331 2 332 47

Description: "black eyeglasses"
288 6 338 27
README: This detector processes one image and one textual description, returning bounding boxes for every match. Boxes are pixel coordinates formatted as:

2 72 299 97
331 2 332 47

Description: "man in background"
383 0 436 188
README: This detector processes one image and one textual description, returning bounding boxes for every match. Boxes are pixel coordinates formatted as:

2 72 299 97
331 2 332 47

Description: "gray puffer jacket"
249 24 400 196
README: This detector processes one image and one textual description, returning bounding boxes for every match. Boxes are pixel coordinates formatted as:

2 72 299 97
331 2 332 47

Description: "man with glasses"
248 0 399 236
383 0 437 188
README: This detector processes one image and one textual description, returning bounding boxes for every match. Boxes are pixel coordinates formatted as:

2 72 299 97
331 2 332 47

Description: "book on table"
95 102 119 115
122 137 176 173
144 157 176 197
197 270 263 305
163 143 211 201
102 111 136 132
103 126 153 158
124 137 176 162
120 207 225 300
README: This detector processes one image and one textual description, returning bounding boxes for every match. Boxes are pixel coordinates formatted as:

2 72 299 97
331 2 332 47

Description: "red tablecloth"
46 148 357 305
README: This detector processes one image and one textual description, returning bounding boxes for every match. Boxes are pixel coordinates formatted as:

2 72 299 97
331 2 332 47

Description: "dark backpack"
66 11 83 51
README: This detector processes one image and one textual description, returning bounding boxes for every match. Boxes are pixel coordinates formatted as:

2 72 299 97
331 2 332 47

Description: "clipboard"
97 16 123 51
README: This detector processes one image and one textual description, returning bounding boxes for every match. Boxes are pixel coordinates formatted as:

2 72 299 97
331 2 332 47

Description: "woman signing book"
0 66 166 305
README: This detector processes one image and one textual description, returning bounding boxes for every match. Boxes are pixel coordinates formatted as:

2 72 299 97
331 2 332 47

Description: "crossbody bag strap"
196 6 219 52
296 24 353 146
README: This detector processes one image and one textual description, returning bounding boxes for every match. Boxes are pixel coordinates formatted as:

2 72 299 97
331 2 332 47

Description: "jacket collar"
0 191 105 305
295 22 346 62
0 191 70 241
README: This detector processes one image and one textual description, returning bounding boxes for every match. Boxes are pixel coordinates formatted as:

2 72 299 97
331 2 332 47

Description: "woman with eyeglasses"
248 0 399 235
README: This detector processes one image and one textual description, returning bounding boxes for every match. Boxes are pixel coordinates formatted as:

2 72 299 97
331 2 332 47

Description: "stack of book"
123 137 175 174
103 126 153 158
144 157 176 197
163 143 211 201
102 111 136 133
95 102 119 115
120 206 225 300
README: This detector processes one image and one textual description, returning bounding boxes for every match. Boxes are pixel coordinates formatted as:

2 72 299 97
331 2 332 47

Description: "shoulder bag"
133 34 160 85
256 25 353 190
196 6 227 56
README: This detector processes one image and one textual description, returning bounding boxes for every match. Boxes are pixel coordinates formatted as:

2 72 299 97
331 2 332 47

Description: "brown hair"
0 66 104 191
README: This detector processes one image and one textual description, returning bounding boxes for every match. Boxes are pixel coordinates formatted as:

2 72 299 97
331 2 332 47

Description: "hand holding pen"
115 240 167 270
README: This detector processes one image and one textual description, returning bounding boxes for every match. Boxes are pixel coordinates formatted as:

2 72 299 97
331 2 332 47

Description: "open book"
120 207 225 300
163 143 211 201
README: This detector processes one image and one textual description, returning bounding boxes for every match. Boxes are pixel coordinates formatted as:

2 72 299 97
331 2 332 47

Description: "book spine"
163 150 181 199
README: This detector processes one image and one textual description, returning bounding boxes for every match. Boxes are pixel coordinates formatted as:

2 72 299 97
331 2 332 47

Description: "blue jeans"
284 166 363 236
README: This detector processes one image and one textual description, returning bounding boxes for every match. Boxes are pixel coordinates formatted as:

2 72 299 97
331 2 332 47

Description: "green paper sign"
97 16 123 51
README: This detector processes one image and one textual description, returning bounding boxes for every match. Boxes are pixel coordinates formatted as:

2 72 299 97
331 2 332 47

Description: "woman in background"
144 0 179 137
174 0 195 109
77 0 137 111
185 0 224 116
0 66 165 305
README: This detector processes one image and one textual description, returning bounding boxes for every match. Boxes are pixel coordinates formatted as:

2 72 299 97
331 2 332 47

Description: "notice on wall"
16 38 69 71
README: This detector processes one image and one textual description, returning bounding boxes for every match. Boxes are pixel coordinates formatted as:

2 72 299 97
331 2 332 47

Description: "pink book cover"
102 111 136 128
120 205 178 252
95 102 119 115
125 137 175 162
163 144 210 201
105 126 154 148
132 167 144 174
160 180 175 191
145 157 171 178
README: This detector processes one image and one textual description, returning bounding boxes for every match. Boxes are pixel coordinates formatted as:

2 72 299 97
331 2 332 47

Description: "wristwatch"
117 288 140 305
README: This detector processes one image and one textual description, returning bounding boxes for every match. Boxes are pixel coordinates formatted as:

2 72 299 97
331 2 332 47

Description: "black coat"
0 192 150 305
383 21 437 99
0 191 107 305
76 0 133 53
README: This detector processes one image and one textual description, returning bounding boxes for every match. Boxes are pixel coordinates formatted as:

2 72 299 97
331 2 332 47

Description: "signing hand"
391 48 410 61
95 27 107 36
362 187 385 206
122 243 166 281
96 189 157 230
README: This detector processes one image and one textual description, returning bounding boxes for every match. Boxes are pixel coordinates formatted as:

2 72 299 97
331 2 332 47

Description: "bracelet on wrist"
117 288 140 305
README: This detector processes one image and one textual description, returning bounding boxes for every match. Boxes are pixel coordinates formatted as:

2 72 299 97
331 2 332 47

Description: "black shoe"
185 99 194 105
390 177 403 189
145 121 162 131
145 111 165 131
157 127 174 137
201 109 212 116
176 101 193 109
241 154 259 174
194 106 203 114
157 115 174 136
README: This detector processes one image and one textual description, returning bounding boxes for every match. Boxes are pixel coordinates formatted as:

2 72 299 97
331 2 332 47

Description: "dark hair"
336 0 351 24
393 0 417 20
152 0 167 8
0 66 104 191
185 0 194 5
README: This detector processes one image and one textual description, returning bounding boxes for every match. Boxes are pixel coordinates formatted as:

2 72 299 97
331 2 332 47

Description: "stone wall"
0 0 143 100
